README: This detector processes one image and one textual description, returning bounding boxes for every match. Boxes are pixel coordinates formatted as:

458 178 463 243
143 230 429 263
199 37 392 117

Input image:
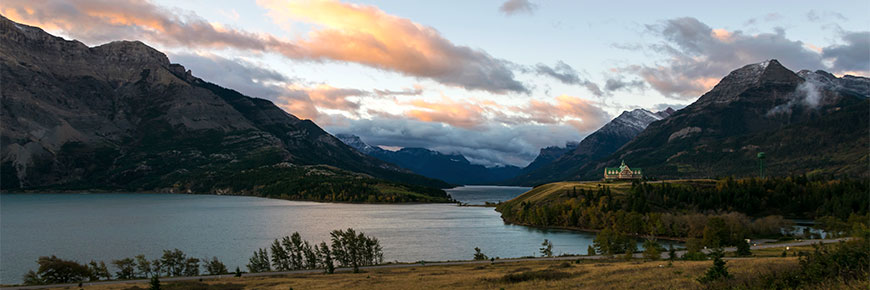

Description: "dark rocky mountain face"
573 60 869 180
336 134 521 185
0 16 448 192
503 108 672 186
520 142 579 174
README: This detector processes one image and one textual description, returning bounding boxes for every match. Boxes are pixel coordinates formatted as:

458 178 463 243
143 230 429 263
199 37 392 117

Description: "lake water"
0 186 661 284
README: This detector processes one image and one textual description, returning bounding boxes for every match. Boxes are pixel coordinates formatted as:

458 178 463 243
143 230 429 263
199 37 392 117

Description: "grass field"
38 243 865 290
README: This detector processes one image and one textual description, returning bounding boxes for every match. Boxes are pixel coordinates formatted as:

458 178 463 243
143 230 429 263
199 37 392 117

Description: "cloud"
629 17 833 99
374 84 424 97
822 31 870 73
1 0 527 94
328 118 584 167
169 53 290 100
499 0 537 16
534 61 604 96
604 78 645 92
0 0 283 50
257 0 528 94
806 10 848 22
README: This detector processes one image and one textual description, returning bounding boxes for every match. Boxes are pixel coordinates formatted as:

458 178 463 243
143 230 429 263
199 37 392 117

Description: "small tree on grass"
668 244 676 261
316 241 335 274
587 245 596 256
698 248 729 284
473 247 488 260
247 248 271 273
149 276 161 290
234 267 242 277
540 239 553 257
736 239 752 256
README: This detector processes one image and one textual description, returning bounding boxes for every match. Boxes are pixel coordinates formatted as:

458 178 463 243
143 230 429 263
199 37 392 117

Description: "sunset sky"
2 0 868 167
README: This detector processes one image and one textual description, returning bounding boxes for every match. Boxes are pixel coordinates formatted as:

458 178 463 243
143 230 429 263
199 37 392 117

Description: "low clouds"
330 118 583 167
823 31 870 73
1 0 527 94
534 61 604 97
499 0 537 16
624 17 866 100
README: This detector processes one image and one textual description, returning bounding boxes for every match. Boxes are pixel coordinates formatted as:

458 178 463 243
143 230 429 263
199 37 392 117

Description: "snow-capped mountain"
504 108 672 186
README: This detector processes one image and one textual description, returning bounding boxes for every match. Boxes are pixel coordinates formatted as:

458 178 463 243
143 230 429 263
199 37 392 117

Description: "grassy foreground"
41 250 864 290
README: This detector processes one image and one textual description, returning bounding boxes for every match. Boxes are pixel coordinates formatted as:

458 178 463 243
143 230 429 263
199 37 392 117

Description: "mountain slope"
573 60 869 180
504 108 673 186
0 16 450 199
336 134 521 185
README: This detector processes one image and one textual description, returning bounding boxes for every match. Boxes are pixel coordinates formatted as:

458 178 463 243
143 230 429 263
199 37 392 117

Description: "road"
1 238 849 290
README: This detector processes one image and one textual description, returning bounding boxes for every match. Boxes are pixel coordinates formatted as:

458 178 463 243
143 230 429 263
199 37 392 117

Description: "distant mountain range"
504 108 674 186
336 134 521 185
0 16 450 200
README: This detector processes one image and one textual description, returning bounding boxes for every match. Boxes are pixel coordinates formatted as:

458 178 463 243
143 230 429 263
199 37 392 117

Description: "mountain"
503 108 673 186
573 60 869 180
336 134 522 185
0 16 451 200
520 142 579 174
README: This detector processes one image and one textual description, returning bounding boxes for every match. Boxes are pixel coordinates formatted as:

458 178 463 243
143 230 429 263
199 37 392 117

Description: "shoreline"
0 190 459 205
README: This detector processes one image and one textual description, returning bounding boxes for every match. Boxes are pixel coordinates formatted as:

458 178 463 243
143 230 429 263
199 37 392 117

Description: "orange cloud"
398 95 609 133
276 84 367 120
260 0 526 93
0 0 526 94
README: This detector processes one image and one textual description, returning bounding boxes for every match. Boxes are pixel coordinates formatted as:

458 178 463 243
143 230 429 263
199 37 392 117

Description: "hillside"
0 16 450 201
337 134 521 185
572 60 869 180
504 108 672 186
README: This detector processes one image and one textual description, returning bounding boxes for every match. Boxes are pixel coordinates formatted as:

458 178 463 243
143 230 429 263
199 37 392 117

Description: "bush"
642 240 661 260
496 269 571 283
735 239 752 256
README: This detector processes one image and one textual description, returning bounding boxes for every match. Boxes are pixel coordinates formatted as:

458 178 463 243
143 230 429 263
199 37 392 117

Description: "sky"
2 0 868 167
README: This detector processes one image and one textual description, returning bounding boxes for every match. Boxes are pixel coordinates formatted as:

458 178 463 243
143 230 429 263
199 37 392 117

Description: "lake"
0 186 661 284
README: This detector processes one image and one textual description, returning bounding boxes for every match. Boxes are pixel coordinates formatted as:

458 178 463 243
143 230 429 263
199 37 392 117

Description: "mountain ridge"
0 16 450 199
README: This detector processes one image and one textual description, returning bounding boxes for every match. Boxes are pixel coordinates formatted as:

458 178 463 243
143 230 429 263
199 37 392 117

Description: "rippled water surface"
1 186 621 283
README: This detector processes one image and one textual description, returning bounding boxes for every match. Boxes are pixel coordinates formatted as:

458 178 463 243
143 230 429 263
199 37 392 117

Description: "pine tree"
540 239 553 257
698 248 729 284
587 245 596 256
149 276 161 290
473 247 488 260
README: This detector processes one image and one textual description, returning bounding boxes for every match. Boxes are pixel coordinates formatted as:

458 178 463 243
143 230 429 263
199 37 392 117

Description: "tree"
316 242 335 274
22 270 43 285
473 247 488 260
32 256 91 284
88 260 111 281
234 267 242 277
698 248 729 283
668 244 676 261
247 248 271 273
540 239 553 257
703 217 730 248
135 255 152 278
642 240 661 260
735 239 752 256
683 238 706 261
205 257 228 275
270 239 291 271
150 259 163 278
160 249 186 277
587 245 596 256
113 258 136 280
182 257 200 276
330 228 383 273
149 276 161 290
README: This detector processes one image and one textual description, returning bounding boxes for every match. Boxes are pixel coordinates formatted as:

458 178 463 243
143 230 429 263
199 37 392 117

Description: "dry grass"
46 256 812 290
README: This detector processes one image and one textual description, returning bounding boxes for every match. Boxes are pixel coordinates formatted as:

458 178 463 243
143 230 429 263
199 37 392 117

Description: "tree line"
247 228 383 274
21 228 381 286
496 176 868 247
22 249 229 285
